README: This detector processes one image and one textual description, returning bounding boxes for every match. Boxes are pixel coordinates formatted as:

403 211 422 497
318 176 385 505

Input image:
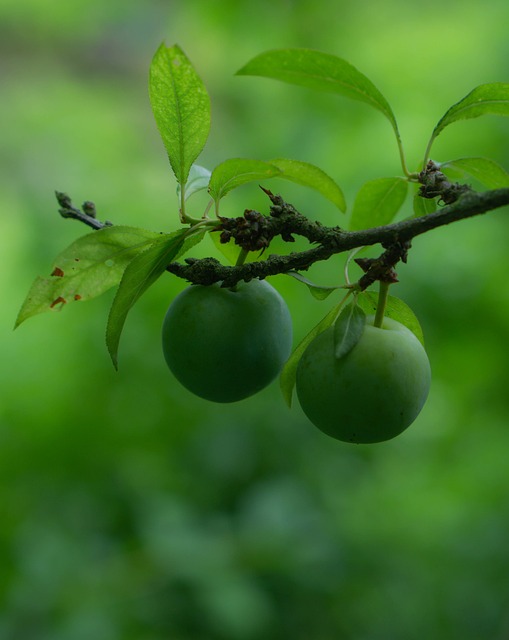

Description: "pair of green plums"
162 279 431 443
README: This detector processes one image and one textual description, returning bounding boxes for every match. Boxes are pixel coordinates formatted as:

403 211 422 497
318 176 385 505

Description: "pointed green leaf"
237 48 400 140
280 294 351 407
441 157 509 190
413 191 438 217
208 228 243 265
106 228 206 368
270 158 346 212
432 83 509 139
15 226 162 327
286 271 343 300
149 43 211 186
426 83 509 159
357 292 425 345
350 177 408 230
208 158 282 203
333 303 366 359
177 164 212 201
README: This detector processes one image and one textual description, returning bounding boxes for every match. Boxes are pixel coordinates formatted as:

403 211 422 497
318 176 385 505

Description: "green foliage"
358 291 425 346
349 177 408 230
237 48 401 145
208 158 283 204
285 271 344 300
441 157 509 190
279 293 351 407
15 226 162 327
424 83 509 163
270 158 346 212
333 301 366 359
149 43 211 189
107 228 206 368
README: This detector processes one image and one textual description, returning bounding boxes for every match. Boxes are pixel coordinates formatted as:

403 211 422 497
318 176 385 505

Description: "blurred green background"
3 1 509 638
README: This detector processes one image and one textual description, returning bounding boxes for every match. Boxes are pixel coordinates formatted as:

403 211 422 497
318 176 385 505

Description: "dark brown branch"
56 191 112 230
167 187 509 287
54 187 509 288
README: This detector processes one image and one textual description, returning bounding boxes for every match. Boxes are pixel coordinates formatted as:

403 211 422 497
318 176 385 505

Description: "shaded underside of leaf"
149 43 211 186
286 271 343 300
280 294 351 407
270 158 346 212
106 228 206 369
357 291 425 345
333 303 366 359
441 157 509 190
349 177 408 230
15 226 162 327
208 158 282 202
237 48 399 136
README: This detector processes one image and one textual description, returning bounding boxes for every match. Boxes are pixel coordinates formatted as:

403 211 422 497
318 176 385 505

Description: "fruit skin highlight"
296 315 431 443
162 279 293 403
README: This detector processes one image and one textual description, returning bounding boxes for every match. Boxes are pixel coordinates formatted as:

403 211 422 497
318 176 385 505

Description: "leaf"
286 271 343 300
357 292 425 346
237 48 400 140
413 191 438 217
149 43 211 186
15 226 162 327
208 158 282 203
270 158 346 212
426 83 509 159
177 164 212 201
350 177 408 230
106 228 206 368
208 228 243 265
280 294 351 407
441 157 509 190
333 303 366 359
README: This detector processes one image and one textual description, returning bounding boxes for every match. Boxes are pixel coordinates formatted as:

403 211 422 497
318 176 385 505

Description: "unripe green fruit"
296 315 431 443
162 279 292 403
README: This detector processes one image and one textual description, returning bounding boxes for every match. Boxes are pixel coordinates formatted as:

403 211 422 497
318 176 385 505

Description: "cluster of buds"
418 160 471 205
217 209 276 252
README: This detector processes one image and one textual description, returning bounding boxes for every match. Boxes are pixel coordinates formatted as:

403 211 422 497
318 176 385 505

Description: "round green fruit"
296 315 431 443
162 279 293 403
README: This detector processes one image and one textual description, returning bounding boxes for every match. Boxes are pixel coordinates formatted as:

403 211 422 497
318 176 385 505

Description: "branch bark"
166 187 509 287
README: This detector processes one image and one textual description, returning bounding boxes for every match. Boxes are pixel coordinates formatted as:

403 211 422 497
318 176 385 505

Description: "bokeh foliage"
3 1 509 638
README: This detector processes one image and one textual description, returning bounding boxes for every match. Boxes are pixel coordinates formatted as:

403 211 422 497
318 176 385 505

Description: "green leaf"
333 303 366 359
286 271 343 300
350 177 408 230
15 226 162 327
208 158 282 203
177 164 212 201
357 292 425 346
270 158 346 212
413 191 438 217
280 294 351 407
149 43 211 186
441 157 509 190
106 228 206 368
426 83 509 157
237 48 400 141
208 228 243 265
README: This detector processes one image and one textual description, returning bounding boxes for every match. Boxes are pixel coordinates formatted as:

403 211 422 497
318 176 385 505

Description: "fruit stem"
374 281 390 328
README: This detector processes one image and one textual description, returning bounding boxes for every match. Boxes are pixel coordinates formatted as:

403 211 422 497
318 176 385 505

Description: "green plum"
162 279 292 403
296 315 431 443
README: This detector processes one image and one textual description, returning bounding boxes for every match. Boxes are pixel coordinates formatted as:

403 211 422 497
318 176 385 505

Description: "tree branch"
166 187 509 287
55 185 509 289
